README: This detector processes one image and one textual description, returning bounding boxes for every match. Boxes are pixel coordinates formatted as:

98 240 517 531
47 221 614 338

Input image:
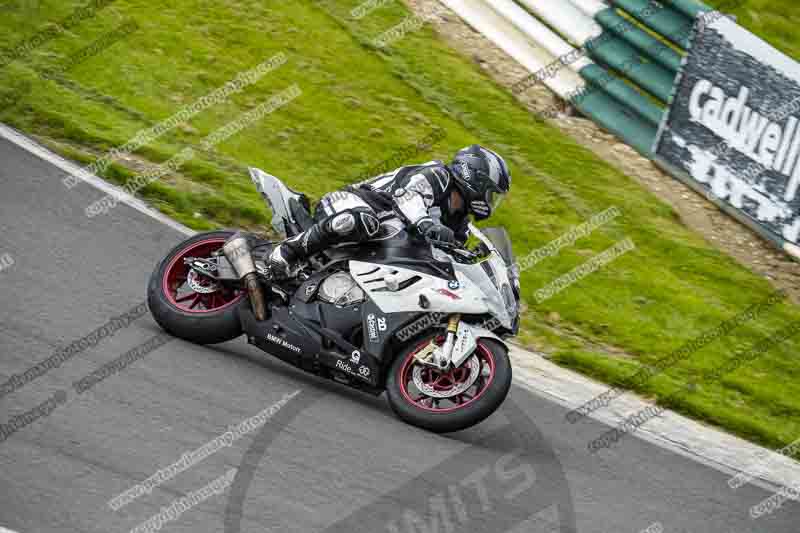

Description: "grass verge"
0 0 799 453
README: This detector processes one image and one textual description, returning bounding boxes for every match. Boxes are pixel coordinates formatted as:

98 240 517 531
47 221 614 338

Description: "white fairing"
349 261 489 315
249 167 303 239
451 257 515 330
458 223 517 330
450 322 507 367
350 224 517 332
451 320 477 367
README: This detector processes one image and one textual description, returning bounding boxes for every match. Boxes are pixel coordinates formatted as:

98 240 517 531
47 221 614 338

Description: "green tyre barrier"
570 86 658 157
595 8 683 73
578 63 665 126
609 0 694 49
587 35 677 103
661 0 712 18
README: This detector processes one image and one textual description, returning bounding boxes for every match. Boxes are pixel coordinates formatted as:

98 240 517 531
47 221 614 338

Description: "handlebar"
427 238 481 262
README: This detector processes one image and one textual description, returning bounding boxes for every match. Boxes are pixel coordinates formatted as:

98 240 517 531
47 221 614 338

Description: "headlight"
481 260 499 289
507 265 520 295
501 282 517 315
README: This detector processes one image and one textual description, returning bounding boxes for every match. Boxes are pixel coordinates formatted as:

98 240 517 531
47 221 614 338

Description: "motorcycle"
147 168 521 432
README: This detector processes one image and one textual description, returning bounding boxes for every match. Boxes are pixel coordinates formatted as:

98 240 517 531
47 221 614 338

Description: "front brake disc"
412 354 481 399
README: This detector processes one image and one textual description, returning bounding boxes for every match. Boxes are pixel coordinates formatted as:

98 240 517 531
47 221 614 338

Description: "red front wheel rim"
398 337 496 413
162 238 244 314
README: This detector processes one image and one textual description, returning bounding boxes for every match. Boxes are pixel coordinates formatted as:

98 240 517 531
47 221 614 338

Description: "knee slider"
328 212 356 235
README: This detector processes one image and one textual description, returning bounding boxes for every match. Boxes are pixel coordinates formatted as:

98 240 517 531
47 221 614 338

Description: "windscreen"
480 226 514 265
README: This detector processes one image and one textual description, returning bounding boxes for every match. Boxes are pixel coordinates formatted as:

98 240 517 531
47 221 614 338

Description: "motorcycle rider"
267 144 511 279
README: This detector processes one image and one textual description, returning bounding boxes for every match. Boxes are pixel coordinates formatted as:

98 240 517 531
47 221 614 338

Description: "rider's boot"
267 224 326 280
267 242 298 280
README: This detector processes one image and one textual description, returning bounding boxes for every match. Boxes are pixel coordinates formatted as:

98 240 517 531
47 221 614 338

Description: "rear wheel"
147 231 245 344
386 333 512 433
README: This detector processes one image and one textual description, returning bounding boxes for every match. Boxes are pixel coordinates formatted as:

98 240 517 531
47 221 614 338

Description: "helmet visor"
487 189 506 212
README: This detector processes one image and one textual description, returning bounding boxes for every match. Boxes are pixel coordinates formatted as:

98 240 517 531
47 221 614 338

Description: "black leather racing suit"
273 160 469 265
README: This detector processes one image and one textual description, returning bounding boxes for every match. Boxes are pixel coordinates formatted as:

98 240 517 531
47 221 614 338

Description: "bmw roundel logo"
448 280 460 290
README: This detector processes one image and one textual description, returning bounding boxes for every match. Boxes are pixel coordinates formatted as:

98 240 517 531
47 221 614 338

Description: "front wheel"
386 334 512 433
147 231 246 345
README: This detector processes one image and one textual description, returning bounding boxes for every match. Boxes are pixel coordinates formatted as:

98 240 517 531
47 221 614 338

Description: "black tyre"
386 333 512 433
147 231 246 345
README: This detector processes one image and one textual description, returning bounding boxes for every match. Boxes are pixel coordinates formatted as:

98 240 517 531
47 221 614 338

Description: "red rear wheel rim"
162 237 244 314
398 336 496 413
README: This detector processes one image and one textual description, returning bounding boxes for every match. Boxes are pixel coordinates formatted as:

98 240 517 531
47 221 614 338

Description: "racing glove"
417 219 456 244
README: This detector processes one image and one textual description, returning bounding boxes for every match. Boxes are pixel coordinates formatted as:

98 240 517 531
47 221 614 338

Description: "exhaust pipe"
222 233 267 321
242 273 267 321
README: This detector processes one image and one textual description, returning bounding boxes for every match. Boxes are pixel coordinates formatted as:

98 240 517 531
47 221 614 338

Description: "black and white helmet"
449 145 511 220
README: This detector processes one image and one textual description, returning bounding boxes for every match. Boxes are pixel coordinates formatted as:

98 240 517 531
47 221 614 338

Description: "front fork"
415 314 461 369
435 314 461 368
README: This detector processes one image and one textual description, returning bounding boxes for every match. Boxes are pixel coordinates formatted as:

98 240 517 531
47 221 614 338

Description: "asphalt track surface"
1 136 798 533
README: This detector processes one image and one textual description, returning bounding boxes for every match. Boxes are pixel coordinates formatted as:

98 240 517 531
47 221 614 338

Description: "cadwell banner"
654 14 800 252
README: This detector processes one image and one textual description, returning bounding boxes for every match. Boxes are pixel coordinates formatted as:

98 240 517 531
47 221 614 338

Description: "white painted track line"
0 124 194 237
511 347 800 494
